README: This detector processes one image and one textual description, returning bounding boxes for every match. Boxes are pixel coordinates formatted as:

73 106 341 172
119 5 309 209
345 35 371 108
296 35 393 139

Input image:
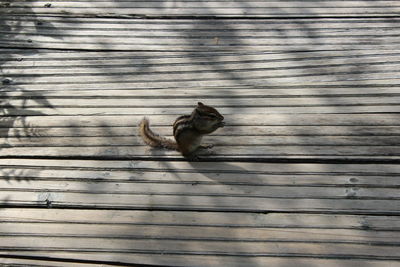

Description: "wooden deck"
1 1 400 266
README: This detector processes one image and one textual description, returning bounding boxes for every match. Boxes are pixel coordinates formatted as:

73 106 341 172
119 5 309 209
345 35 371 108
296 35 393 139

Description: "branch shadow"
0 2 60 189
1 0 399 265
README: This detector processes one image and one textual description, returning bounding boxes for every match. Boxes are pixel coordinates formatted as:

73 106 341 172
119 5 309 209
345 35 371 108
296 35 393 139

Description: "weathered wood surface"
1 207 400 266
1 0 400 266
2 0 400 17
1 49 399 160
1 17 400 50
1 159 399 213
0 159 400 266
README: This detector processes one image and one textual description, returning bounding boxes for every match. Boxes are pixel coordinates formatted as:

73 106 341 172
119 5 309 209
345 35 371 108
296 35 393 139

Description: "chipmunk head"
192 102 225 133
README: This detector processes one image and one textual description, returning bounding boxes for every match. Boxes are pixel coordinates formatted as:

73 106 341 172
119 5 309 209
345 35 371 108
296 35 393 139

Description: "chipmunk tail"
139 118 178 150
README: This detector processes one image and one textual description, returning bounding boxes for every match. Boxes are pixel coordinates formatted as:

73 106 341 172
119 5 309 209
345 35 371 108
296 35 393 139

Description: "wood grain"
3 1 400 17
0 159 399 212
1 17 400 50
1 1 399 266
1 208 400 266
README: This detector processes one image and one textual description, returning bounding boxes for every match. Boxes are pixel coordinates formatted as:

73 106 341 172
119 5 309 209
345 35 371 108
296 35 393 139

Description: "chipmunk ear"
197 102 204 107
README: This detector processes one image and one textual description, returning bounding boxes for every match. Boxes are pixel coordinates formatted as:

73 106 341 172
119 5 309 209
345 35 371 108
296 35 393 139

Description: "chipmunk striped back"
173 115 192 140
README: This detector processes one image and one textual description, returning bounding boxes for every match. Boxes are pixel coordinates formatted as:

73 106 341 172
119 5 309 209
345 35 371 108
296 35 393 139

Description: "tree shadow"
0 1 59 186
1 0 399 265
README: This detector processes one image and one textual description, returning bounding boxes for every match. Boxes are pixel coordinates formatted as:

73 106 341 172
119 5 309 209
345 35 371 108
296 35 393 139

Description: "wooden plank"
3 135 400 147
2 208 399 230
0 258 109 267
2 253 399 267
1 209 400 266
0 160 399 212
2 47 399 90
1 48 399 62
2 167 400 188
3 1 400 17
2 50 399 90
4 20 400 38
3 21 400 39
2 42 394 159
1 158 399 173
1 158 399 196
2 36 398 51
2 180 399 199
5 54 400 77
1 113 398 159
2 47 397 125
1 145 399 159
2 236 400 257
4 87 399 97
4 78 399 90
5 96 400 107
1 18 400 51
3 126 400 137
5 78 400 91
3 184 399 213
1 114 399 127
2 106 400 116
4 71 400 88
4 61 400 79
3 221 400 243
1 17 399 29
1 17 399 31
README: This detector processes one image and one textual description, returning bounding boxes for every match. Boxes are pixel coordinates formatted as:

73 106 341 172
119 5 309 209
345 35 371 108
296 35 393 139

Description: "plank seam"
3 248 400 261
1 155 400 164
0 254 166 267
1 205 400 216
6 13 400 20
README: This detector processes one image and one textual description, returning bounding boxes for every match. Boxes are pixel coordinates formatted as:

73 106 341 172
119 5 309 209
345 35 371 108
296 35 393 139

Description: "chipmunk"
139 102 225 159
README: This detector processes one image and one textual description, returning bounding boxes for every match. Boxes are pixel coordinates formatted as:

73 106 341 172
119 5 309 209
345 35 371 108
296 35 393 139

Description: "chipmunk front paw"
186 154 200 161
199 144 214 149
